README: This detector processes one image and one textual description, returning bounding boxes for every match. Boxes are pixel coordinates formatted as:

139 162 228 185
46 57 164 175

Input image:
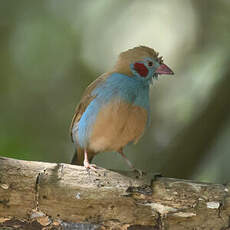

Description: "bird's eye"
148 61 153 67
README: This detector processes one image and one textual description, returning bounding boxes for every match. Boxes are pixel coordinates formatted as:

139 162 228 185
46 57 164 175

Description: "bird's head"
113 46 174 83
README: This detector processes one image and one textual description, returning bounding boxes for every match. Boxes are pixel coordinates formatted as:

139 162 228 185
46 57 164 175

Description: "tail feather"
71 148 95 165
71 149 81 165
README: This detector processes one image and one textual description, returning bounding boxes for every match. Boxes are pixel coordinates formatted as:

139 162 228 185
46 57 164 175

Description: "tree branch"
0 156 230 229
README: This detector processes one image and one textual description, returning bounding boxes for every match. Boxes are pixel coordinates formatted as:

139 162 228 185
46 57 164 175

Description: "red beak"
155 63 174 75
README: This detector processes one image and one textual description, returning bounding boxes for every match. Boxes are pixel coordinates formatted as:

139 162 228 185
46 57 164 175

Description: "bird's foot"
133 168 146 178
83 149 98 171
84 161 98 171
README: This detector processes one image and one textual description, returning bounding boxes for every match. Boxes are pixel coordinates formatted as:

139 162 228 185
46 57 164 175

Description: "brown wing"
70 73 109 142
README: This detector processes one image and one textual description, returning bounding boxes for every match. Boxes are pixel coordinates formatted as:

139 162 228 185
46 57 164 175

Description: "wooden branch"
0 157 230 230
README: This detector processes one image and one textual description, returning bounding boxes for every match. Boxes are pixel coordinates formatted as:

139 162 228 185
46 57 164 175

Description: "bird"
70 46 174 173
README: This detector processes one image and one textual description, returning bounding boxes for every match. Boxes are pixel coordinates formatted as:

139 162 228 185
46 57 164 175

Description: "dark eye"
148 61 153 67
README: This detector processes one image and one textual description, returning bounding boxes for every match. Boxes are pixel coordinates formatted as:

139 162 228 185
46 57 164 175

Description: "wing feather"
70 73 109 142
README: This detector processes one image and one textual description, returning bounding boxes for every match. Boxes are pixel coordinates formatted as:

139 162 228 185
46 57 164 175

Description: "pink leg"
118 149 144 177
83 149 97 170
118 149 135 169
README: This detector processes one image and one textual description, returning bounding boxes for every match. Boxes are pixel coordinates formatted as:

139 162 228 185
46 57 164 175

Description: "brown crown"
119 45 164 64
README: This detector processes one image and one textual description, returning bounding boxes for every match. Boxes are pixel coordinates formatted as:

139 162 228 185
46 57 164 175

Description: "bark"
0 157 230 230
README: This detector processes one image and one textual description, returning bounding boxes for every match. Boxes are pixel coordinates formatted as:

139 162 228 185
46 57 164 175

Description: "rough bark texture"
0 157 230 230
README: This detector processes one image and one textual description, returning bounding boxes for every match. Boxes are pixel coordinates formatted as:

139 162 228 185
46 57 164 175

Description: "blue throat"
75 73 151 148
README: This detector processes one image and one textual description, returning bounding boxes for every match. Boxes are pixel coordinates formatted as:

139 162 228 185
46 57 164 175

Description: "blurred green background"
0 0 230 183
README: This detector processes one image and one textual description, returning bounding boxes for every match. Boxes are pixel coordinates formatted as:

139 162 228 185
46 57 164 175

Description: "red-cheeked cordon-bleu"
70 46 174 174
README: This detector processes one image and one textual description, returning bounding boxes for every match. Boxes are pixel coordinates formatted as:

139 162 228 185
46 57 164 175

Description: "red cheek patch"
134 62 149 77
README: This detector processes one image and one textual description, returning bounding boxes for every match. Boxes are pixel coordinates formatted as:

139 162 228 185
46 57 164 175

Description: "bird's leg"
118 149 134 169
118 149 144 177
83 149 97 170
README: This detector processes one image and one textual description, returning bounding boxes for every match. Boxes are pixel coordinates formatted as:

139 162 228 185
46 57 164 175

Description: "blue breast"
76 73 150 148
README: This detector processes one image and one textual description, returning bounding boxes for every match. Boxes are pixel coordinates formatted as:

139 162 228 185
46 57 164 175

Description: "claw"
83 149 98 171
133 168 146 178
84 162 98 170
118 149 145 178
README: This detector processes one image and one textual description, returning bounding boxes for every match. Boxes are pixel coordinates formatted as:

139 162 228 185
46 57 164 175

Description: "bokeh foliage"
0 0 230 183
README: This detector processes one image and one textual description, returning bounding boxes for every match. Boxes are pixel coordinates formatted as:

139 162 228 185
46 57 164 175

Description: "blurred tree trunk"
161 61 230 178
1 157 230 230
159 0 230 179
